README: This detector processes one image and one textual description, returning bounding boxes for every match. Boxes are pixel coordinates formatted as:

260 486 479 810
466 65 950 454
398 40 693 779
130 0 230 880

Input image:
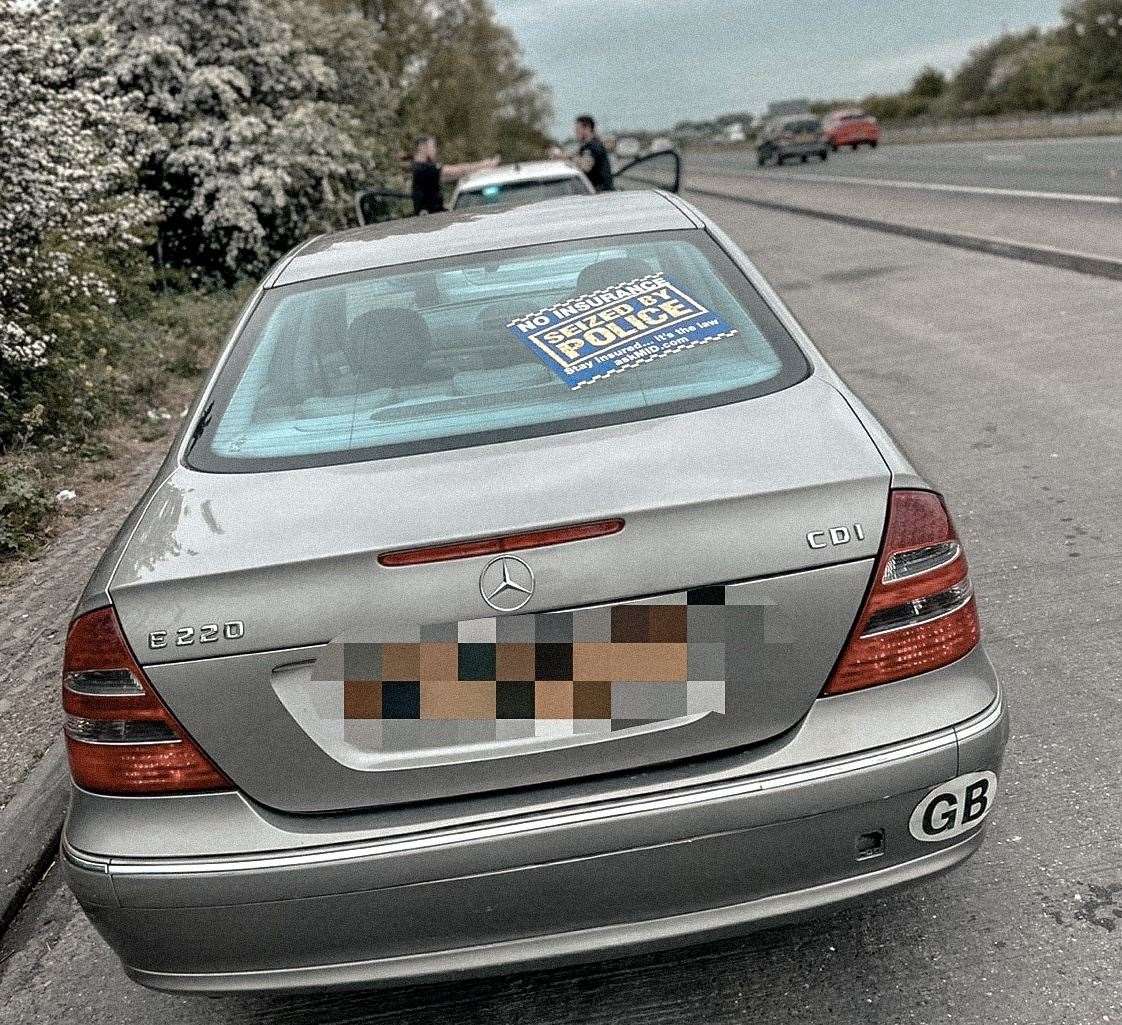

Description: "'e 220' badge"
149 621 245 650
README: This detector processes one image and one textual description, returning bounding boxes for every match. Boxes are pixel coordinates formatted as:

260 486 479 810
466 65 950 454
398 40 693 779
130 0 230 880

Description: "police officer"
573 115 614 193
410 136 500 215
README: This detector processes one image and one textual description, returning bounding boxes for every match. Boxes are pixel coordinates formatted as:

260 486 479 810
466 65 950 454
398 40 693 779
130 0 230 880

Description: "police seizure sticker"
507 274 738 389
909 771 998 842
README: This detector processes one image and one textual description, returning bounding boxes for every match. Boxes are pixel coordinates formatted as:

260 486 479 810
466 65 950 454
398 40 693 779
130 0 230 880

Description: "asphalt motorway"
694 134 1122 197
688 136 1122 265
2 195 1120 1024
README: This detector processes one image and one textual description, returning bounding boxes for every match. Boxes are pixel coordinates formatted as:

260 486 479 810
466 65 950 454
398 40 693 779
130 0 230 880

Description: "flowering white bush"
0 0 156 407
67 0 373 275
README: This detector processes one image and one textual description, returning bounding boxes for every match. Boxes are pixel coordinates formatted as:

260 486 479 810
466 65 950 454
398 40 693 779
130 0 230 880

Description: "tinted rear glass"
454 177 588 209
189 231 808 472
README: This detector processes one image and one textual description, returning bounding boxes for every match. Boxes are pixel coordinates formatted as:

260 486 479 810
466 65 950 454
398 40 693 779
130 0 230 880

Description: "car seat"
346 308 434 392
575 257 653 294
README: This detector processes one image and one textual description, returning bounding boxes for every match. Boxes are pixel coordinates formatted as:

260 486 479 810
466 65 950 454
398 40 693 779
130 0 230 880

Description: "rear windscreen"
189 231 809 471
454 177 589 208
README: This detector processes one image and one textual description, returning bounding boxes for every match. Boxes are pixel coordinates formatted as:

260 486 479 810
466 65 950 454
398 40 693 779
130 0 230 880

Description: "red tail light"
62 607 230 795
822 490 980 696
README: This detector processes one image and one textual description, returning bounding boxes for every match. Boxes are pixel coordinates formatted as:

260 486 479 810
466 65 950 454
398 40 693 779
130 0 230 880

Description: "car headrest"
346 308 433 390
575 257 653 295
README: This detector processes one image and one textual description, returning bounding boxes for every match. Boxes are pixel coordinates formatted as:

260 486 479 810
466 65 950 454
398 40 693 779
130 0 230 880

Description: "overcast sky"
492 0 1063 132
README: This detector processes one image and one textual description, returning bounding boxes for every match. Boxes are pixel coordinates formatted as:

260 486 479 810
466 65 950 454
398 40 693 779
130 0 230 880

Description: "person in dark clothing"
574 114 614 192
410 136 500 215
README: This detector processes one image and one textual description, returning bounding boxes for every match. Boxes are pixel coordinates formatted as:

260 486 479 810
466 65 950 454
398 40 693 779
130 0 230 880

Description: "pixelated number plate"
507 274 738 389
319 593 747 753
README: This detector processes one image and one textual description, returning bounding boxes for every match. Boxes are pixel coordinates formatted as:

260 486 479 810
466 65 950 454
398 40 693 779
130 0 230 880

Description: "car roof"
456 160 583 191
271 190 698 287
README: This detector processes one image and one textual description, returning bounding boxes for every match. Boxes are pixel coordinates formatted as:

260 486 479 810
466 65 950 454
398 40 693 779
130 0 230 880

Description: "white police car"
452 160 595 210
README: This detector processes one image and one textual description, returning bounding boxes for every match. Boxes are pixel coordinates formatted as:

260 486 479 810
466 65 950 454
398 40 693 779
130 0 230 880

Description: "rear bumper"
63 673 1008 993
126 835 983 994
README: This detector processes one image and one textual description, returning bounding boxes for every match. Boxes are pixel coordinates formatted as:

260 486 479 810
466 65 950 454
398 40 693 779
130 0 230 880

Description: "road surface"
694 135 1122 198
2 194 1120 1024
687 135 1122 265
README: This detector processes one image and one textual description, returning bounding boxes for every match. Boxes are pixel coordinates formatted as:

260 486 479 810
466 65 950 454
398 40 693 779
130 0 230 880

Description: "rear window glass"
454 177 588 209
189 231 808 472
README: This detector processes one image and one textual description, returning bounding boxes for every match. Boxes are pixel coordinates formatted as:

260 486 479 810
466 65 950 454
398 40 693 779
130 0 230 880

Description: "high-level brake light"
379 518 624 567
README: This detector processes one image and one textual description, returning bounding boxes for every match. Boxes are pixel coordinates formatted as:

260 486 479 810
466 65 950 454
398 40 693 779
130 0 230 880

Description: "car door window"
355 189 415 226
612 151 682 194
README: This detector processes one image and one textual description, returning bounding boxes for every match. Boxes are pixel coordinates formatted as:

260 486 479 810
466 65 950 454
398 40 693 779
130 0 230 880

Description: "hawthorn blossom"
66 0 372 276
0 0 156 391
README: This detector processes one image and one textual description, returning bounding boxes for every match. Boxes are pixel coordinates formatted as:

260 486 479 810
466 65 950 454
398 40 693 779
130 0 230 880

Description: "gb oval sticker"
909 771 998 842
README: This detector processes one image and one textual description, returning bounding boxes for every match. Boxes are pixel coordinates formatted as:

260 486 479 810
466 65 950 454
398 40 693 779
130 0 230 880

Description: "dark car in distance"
756 115 830 166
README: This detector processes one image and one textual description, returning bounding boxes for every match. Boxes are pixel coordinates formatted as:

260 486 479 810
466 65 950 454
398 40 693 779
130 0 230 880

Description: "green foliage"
809 7 1122 124
858 92 935 121
0 461 54 557
1062 0 1122 107
0 0 160 448
4 283 244 455
1 243 156 450
409 0 554 163
100 287 247 410
298 0 555 167
65 0 375 278
2 0 553 556
269 0 403 178
997 42 1081 113
910 66 947 99
950 29 1042 111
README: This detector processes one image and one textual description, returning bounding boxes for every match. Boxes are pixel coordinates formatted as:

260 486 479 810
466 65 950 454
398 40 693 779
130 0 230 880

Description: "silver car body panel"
63 654 1006 992
108 376 886 652
135 559 872 811
271 191 697 287
106 374 890 811
65 191 1006 991
65 648 1001 862
111 839 986 993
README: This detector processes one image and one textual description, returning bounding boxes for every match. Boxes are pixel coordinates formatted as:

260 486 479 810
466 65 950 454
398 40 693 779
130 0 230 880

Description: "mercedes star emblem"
479 556 535 613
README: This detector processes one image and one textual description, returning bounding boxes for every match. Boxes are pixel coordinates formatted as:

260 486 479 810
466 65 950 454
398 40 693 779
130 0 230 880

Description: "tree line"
821 0 1122 122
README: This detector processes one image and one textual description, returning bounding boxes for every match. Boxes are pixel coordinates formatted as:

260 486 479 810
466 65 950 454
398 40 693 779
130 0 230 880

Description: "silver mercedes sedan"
61 190 1008 994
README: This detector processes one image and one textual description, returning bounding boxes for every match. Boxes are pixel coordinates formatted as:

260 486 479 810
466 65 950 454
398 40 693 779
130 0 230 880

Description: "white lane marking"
901 134 1122 150
747 169 1122 205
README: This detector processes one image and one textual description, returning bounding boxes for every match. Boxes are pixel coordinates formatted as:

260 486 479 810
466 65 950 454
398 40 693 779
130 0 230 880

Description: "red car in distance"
823 110 881 151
